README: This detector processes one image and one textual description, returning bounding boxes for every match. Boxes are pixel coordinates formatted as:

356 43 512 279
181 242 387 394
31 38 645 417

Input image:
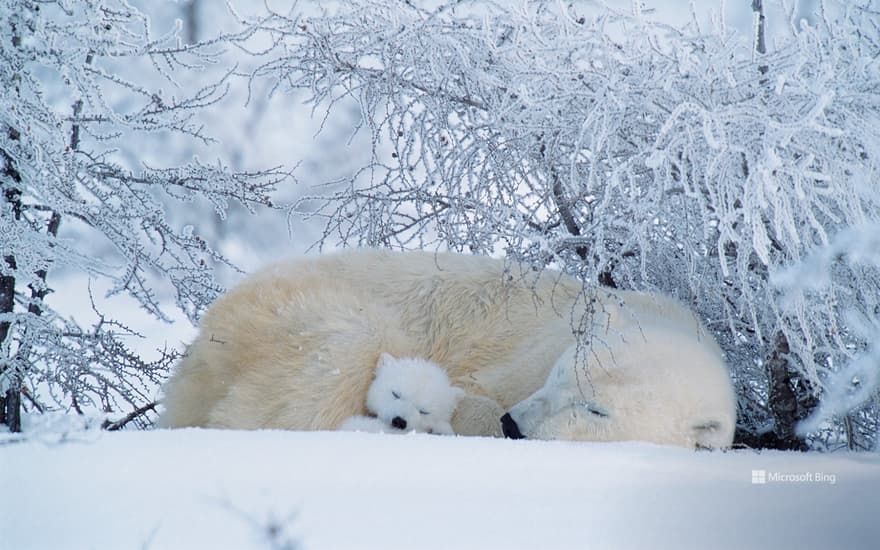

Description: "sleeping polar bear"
159 249 736 448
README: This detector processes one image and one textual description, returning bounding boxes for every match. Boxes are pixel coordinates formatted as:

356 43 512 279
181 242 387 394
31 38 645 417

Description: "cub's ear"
377 352 396 370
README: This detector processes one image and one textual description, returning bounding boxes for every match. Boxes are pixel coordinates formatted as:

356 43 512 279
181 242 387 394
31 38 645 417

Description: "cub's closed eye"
419 409 429 415
392 391 401 399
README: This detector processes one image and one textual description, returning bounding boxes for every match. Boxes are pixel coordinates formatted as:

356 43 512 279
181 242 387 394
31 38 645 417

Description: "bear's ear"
377 352 396 370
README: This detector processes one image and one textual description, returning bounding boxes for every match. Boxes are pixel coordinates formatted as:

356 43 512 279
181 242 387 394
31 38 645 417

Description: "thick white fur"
159 249 736 447
339 353 464 435
505 294 737 448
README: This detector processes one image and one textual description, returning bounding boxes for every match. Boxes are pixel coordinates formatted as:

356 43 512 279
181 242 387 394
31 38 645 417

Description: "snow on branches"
251 0 880 448
0 0 290 430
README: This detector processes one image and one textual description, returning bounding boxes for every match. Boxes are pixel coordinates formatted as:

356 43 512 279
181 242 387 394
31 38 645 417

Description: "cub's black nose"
391 416 407 430
501 413 524 439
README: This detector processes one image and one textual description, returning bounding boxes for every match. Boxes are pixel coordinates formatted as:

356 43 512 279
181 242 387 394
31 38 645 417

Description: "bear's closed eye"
580 402 609 418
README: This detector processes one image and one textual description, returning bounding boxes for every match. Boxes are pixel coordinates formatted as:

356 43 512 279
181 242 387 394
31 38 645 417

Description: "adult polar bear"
160 249 736 448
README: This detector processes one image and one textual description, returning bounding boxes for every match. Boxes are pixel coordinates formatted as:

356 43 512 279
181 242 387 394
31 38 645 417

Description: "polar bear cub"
340 353 464 435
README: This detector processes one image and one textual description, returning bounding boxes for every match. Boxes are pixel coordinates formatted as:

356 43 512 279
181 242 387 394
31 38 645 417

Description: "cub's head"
366 353 465 435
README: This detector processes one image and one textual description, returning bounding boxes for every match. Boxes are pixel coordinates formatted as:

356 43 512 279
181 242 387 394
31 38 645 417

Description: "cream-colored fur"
451 394 506 438
159 249 736 447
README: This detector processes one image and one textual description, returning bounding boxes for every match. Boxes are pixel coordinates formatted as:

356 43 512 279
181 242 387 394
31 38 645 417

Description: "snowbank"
2 428 878 549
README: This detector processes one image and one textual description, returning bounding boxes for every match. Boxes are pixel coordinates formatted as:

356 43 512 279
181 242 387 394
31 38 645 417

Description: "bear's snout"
391 416 407 430
500 413 525 439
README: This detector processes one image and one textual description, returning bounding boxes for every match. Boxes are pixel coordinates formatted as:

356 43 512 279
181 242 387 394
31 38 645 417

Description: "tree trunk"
765 332 804 448
751 0 767 57
0 263 14 430
183 0 200 44
0 223 20 433
1 125 23 432
0 221 21 432
3 386 21 432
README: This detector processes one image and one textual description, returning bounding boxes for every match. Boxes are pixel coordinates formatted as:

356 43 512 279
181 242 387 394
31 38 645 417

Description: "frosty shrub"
0 0 289 431
250 0 880 449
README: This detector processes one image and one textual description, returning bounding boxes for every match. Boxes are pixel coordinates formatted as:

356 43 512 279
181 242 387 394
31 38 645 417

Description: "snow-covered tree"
117 0 371 273
250 0 880 449
0 0 290 431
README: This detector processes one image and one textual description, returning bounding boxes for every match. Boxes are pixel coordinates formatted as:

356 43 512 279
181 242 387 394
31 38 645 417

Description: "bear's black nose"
391 416 407 430
501 413 525 439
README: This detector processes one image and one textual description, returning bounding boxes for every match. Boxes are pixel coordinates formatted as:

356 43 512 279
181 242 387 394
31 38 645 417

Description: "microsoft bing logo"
749 469 837 485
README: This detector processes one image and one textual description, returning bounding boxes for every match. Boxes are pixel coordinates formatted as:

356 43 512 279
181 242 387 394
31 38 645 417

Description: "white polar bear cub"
339 353 465 435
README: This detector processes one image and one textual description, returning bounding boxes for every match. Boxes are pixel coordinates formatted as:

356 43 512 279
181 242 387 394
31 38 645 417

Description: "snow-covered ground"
2 426 878 550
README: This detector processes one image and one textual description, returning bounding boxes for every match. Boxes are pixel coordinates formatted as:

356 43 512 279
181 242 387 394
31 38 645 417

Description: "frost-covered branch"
252 0 880 448
1 0 292 431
